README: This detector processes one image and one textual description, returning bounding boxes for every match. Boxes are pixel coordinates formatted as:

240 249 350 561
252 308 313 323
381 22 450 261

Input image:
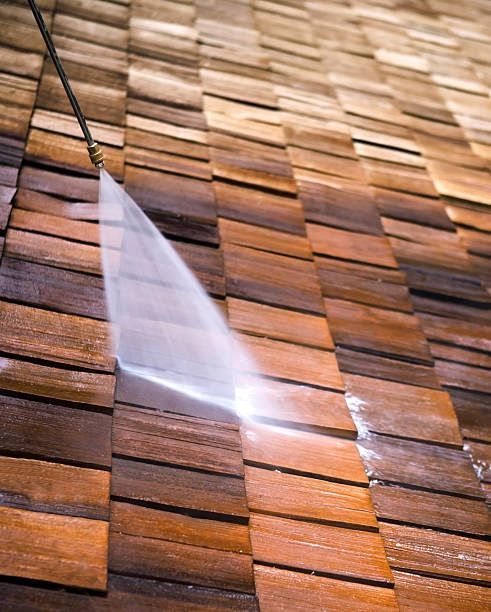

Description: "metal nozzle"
88 142 104 168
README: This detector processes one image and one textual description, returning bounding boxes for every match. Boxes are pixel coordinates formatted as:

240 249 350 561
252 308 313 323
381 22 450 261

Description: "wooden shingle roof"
0 0 490 609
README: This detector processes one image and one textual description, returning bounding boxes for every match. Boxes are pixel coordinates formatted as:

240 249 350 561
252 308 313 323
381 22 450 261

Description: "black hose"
27 0 94 147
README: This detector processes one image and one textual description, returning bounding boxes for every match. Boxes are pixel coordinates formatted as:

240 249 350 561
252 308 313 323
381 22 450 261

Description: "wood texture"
250 513 393 584
1 0 490 607
0 456 109 520
0 505 108 590
255 565 398 611
242 422 367 484
380 523 491 583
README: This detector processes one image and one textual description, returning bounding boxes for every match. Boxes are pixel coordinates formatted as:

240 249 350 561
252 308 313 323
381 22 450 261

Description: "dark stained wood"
371 483 490 537
0 393 111 466
223 243 324 314
316 262 413 312
0 575 259 610
451 389 491 443
298 179 384 235
250 513 393 584
0 456 109 520
325 298 433 364
5 228 102 275
113 404 243 476
15 187 99 220
435 359 491 394
219 218 312 259
110 535 253 593
374 188 455 230
2 0 490 607
111 457 249 517
419 312 491 353
0 257 106 319
336 347 442 389
390 236 490 303
0 356 115 407
109 502 254 592
125 165 217 226
19 166 99 201
215 181 305 235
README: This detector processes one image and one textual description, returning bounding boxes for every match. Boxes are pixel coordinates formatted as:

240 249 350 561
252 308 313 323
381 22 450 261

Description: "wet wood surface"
0 0 490 608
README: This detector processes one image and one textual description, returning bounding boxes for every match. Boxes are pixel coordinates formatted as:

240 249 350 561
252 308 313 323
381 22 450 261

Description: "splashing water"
98 169 266 418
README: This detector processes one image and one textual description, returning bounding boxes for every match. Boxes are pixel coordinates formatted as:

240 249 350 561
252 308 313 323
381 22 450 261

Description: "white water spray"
98 170 267 418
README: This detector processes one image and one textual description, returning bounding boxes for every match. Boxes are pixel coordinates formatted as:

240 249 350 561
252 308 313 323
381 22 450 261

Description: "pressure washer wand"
27 0 104 167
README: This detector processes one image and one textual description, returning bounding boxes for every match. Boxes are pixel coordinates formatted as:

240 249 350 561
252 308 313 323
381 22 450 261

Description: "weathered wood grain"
451 389 491 443
298 179 383 235
358 434 484 498
224 243 324 314
250 513 393 583
0 393 111 465
344 373 462 446
0 300 114 371
245 466 376 527
380 523 491 583
0 456 109 520
325 298 433 364
5 228 102 275
255 565 398 611
228 297 332 348
215 182 305 234
336 347 442 389
0 356 115 407
0 505 108 590
374 187 454 230
125 165 217 225
111 457 249 517
316 259 413 312
307 224 398 268
0 257 106 319
393 570 491 612
219 218 312 259
370 483 491 537
113 404 243 476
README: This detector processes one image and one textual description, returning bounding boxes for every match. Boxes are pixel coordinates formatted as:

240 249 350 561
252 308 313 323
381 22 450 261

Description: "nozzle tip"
87 142 104 167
